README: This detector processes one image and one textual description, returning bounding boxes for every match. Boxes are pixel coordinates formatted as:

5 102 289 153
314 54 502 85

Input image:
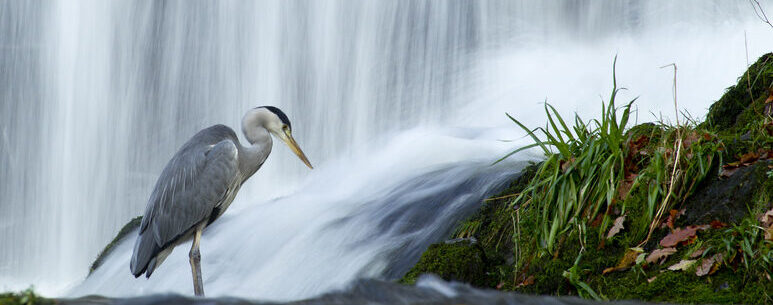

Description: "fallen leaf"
660 225 709 247
760 209 773 227
682 131 700 149
617 179 634 201
696 254 723 277
607 215 626 239
603 248 643 274
710 220 728 229
647 276 658 283
668 259 697 271
719 167 740 178
740 152 760 165
666 209 684 230
646 247 677 264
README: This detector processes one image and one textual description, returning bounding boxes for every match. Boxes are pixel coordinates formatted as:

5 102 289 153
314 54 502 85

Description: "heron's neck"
239 127 272 180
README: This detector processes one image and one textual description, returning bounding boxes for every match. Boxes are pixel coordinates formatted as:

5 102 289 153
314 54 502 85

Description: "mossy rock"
400 239 493 287
704 52 773 133
89 216 142 274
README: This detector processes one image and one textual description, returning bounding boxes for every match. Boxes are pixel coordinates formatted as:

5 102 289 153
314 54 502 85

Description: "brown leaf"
710 220 728 229
660 225 709 248
617 179 634 201
719 167 741 178
667 259 697 271
662 209 686 230
682 131 700 149
645 247 677 264
647 276 658 283
760 208 773 228
696 254 723 277
603 248 643 274
740 152 760 165
606 215 625 239
690 248 706 258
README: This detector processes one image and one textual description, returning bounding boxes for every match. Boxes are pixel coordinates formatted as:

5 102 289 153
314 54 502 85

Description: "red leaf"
660 225 709 248
710 220 728 229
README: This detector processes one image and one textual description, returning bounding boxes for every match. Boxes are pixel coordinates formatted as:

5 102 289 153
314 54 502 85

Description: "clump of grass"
502 58 634 256
630 124 722 245
0 287 50 305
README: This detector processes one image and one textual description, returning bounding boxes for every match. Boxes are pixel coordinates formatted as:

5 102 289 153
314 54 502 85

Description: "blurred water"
1 0 772 298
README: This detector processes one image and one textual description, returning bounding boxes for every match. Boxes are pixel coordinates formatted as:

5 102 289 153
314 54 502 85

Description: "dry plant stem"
484 193 520 202
745 32 755 102
640 63 682 247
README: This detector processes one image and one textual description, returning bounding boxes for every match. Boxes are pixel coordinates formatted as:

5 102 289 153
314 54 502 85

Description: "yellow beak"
281 130 313 169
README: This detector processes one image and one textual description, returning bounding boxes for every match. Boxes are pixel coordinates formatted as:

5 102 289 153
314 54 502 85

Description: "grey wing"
130 138 239 277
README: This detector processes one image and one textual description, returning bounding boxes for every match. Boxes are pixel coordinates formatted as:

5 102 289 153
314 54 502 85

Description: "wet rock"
400 239 491 287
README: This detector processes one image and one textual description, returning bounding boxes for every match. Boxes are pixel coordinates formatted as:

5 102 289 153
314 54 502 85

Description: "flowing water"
1 0 772 301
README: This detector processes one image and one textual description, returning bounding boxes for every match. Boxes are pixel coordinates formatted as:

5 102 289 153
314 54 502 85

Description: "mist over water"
1 0 772 299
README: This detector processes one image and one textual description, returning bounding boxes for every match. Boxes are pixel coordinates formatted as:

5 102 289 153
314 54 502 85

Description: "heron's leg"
189 227 205 297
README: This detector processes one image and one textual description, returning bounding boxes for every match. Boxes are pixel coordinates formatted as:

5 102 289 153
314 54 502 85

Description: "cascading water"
1 0 772 300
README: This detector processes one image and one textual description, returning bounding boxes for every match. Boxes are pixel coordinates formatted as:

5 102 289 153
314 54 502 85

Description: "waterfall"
1 0 771 298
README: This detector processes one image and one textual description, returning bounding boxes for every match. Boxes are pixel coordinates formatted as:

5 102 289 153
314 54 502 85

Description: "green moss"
89 216 142 274
400 240 493 287
704 53 773 133
0 288 51 305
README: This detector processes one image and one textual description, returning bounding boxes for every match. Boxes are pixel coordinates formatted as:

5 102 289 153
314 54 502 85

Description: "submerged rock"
57 276 664 305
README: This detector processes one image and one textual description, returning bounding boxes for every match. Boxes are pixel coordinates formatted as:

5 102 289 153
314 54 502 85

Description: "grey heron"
129 106 312 296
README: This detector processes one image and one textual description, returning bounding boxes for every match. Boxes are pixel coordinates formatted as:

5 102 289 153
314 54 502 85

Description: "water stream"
1 0 772 300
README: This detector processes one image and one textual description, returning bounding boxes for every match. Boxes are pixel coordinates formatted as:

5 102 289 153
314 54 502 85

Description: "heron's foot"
189 228 205 297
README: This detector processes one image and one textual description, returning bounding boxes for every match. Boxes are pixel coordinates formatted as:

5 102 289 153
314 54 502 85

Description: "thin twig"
750 0 773 29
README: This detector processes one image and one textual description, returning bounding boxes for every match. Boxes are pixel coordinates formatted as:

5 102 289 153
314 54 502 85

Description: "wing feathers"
130 125 240 277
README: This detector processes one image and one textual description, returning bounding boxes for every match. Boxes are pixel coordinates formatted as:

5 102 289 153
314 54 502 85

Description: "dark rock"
682 160 773 225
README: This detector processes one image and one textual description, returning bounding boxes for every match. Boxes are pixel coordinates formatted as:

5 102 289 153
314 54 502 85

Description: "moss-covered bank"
401 53 773 304
0 289 51 305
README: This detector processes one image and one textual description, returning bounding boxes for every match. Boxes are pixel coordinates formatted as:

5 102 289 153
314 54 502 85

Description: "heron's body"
129 107 311 296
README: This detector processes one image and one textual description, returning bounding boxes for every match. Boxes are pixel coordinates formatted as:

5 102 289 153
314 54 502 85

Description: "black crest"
259 106 292 130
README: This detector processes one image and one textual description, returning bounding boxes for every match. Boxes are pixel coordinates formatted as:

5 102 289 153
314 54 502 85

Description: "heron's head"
243 106 313 169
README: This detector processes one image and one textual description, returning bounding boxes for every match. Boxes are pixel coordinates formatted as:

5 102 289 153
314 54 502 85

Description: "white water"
1 0 772 299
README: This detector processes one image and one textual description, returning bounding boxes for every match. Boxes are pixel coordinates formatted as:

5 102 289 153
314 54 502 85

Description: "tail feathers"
130 232 159 278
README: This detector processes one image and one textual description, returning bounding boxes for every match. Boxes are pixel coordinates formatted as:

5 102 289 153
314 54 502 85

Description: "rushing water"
1 0 772 300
